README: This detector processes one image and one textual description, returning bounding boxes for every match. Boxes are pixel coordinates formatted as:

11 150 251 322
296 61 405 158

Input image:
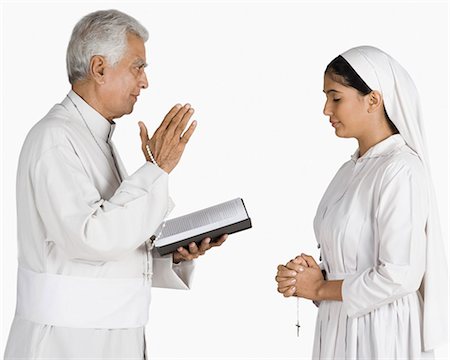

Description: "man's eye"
333 98 341 102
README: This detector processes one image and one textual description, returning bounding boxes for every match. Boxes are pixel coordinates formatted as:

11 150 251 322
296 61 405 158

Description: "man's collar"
63 90 115 142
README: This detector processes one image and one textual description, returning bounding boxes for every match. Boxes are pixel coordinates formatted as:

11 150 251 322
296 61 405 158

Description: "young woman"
275 46 447 359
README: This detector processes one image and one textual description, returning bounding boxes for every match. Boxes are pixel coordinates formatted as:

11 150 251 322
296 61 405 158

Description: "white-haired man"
4 9 226 359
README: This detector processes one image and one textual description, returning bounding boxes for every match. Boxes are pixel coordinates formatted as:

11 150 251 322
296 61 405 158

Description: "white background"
1 1 448 359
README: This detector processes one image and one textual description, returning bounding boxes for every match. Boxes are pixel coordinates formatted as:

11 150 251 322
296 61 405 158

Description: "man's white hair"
66 9 149 84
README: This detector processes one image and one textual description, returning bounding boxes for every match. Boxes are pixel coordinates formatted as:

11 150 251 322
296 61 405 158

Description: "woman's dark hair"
325 55 399 134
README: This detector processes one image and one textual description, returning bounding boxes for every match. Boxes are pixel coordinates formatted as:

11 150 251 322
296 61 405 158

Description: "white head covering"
340 46 448 351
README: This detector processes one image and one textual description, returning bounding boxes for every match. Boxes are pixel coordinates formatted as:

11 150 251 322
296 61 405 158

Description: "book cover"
154 198 252 256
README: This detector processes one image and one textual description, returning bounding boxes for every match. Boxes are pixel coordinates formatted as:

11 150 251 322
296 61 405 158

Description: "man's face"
100 33 148 120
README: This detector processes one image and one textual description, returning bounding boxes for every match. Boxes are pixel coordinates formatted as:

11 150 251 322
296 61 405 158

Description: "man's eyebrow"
133 59 148 67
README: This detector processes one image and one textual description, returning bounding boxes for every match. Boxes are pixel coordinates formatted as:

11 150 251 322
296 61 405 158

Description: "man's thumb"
138 121 148 141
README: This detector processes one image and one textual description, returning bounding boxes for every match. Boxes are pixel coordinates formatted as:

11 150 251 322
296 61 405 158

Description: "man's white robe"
4 91 194 359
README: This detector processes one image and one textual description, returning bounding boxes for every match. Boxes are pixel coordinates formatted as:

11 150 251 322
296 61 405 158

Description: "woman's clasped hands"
276 254 325 301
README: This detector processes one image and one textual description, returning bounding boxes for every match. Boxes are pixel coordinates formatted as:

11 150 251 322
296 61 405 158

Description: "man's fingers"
167 104 191 133
156 103 183 134
188 241 199 255
176 246 192 259
198 238 212 253
301 254 320 269
211 234 228 247
180 234 227 256
175 108 195 136
180 120 197 144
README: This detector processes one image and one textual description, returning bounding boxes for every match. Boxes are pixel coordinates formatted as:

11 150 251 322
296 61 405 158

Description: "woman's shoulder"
386 143 424 170
377 143 427 186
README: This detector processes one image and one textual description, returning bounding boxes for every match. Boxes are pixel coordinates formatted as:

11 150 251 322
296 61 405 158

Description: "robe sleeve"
341 159 428 318
151 250 195 290
33 144 170 261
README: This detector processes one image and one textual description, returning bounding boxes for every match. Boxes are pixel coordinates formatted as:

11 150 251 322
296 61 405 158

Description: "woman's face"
322 73 369 139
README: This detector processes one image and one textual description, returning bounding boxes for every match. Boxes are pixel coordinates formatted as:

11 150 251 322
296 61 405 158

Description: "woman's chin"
333 126 345 137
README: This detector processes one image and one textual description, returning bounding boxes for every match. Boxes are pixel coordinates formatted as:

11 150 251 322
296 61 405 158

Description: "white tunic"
313 134 433 359
4 90 194 359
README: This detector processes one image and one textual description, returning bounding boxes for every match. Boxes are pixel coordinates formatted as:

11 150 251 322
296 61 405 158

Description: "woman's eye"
333 98 341 102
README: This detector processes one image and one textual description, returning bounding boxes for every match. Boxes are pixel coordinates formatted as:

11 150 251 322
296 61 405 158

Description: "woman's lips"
330 120 340 128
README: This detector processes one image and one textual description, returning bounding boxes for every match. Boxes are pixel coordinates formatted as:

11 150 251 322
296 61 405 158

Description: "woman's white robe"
313 134 433 359
4 90 194 359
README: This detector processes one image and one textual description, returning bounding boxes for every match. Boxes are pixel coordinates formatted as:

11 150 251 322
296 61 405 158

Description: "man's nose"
139 71 149 89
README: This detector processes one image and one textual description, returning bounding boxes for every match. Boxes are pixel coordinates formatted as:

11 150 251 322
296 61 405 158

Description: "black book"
154 198 252 256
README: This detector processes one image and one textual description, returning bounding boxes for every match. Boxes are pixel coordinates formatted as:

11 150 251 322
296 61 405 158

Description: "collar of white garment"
351 134 405 163
67 90 116 142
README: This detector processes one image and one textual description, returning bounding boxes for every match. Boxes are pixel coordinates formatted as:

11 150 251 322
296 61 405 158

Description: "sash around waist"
15 267 151 329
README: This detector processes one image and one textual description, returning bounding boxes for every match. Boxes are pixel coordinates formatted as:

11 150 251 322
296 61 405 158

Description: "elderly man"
4 9 225 359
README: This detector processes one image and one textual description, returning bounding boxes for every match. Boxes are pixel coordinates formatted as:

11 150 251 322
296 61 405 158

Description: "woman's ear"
367 90 383 113
89 55 107 85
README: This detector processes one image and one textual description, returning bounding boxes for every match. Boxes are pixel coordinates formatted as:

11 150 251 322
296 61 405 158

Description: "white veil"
341 46 448 351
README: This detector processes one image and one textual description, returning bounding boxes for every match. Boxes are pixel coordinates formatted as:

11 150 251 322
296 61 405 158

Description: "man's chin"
114 105 135 119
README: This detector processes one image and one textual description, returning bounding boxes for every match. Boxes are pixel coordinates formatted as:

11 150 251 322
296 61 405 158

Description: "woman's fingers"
301 254 320 269
286 261 304 273
282 286 297 297
294 256 308 267
277 278 297 289
278 286 291 293
277 265 297 278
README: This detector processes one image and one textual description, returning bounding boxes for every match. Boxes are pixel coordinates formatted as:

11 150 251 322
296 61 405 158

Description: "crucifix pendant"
296 297 300 337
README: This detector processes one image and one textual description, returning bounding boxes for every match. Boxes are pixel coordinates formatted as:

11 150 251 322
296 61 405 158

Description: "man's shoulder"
32 102 73 132
23 102 80 156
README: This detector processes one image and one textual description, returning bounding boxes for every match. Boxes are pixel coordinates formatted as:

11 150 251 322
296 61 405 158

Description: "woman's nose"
323 100 333 116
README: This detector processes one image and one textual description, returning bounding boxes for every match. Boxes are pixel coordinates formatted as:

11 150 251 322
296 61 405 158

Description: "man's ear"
89 55 107 85
367 90 383 113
